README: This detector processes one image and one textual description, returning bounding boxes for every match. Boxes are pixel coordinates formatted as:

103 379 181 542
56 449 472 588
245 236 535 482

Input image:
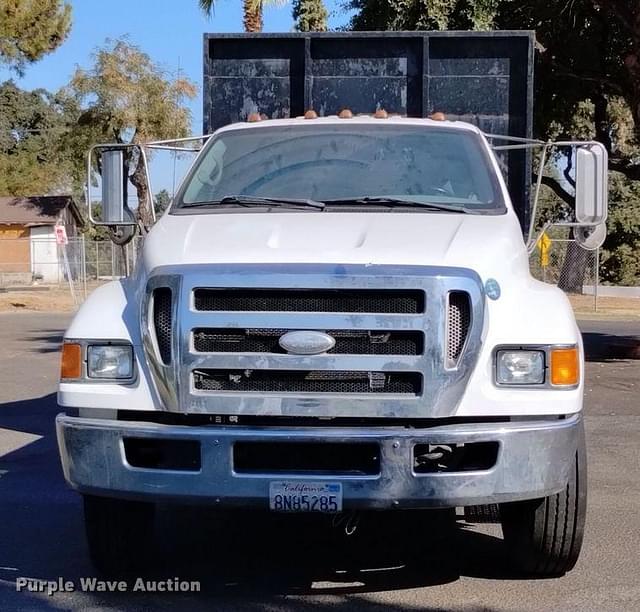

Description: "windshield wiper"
323 197 470 213
182 195 325 210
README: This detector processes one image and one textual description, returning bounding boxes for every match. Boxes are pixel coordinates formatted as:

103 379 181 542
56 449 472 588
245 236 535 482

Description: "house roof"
0 196 84 227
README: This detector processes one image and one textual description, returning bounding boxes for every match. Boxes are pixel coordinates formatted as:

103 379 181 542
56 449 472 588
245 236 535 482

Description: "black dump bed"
203 32 534 230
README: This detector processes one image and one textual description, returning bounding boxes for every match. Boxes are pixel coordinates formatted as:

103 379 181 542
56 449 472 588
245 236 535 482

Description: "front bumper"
56 413 582 509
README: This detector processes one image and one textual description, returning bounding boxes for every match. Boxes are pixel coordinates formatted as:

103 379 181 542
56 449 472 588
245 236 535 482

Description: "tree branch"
563 150 576 190
550 70 625 95
536 35 625 94
535 174 574 206
609 157 640 180
593 1 639 41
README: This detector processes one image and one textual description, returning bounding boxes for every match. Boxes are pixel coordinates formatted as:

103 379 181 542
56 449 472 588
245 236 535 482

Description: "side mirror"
89 145 140 227
101 149 126 224
88 144 151 245
575 143 608 226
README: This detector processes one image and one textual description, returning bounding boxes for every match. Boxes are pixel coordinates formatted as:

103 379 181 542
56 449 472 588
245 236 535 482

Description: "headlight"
87 345 134 380
496 350 544 385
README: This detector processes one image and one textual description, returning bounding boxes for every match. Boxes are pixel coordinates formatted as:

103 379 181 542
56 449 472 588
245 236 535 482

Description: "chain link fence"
528 226 600 312
0 235 141 303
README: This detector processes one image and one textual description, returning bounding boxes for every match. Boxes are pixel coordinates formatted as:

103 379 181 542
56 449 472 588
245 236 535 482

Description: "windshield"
177 124 504 212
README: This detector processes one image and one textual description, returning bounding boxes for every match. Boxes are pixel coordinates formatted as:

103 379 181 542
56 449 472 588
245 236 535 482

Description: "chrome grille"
193 369 422 395
152 288 172 364
193 288 425 314
193 328 424 355
447 291 471 365
144 264 484 418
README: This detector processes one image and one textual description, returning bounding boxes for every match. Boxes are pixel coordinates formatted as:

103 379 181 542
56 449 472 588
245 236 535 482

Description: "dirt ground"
569 294 640 318
0 288 77 312
1 284 639 318
0 283 101 312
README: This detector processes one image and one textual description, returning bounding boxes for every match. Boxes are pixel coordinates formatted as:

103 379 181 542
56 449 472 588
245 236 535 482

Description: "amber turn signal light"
61 343 82 379
550 347 579 386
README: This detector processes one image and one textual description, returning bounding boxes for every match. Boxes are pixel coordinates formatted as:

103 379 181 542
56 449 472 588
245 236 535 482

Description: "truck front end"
56 116 602 576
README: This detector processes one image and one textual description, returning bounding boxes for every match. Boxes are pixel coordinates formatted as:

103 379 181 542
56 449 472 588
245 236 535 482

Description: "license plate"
269 481 342 513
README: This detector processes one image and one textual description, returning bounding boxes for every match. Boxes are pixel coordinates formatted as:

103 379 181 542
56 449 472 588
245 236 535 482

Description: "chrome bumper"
56 413 582 509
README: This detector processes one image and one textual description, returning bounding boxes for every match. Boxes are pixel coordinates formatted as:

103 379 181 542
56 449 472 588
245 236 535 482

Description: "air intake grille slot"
153 288 172 364
193 289 425 314
193 369 422 395
234 442 381 476
193 329 424 355
447 291 471 365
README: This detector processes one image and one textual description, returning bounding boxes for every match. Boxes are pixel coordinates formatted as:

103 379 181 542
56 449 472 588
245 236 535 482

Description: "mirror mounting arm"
488 136 609 255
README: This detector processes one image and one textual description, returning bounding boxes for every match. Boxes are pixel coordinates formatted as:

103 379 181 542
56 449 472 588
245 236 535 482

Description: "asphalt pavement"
0 312 639 611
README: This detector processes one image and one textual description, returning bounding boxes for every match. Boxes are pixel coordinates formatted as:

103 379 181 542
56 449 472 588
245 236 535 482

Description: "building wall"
30 225 60 283
0 224 30 272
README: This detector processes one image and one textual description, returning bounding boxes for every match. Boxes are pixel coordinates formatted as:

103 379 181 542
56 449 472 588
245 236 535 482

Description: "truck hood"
143 211 529 278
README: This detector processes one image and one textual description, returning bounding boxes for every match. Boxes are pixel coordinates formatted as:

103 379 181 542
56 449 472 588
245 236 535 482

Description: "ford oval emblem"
279 330 336 355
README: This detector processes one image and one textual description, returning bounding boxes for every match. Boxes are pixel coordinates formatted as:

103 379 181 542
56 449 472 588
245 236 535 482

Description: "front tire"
500 425 587 577
83 495 155 576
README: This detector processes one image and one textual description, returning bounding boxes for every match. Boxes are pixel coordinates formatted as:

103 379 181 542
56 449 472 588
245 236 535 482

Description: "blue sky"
0 0 352 196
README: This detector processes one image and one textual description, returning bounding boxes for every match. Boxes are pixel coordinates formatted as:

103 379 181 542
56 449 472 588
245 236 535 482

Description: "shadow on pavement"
26 329 65 354
582 332 640 362
0 393 515 611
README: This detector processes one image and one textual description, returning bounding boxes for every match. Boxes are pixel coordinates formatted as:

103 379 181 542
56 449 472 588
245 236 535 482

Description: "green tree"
348 0 500 31
0 80 79 195
80 202 109 241
66 39 197 227
154 189 171 216
495 2 640 287
0 0 72 74
293 0 328 31
600 173 640 285
199 0 285 33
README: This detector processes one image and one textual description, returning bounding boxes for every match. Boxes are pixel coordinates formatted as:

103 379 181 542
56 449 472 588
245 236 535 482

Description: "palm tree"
200 0 268 32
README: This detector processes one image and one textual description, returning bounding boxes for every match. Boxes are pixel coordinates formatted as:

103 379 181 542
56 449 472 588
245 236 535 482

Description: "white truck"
56 33 608 577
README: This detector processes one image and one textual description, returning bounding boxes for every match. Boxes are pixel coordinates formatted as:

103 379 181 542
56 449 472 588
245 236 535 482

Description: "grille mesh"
193 289 425 314
194 370 422 395
447 291 471 364
193 329 424 355
153 288 172 364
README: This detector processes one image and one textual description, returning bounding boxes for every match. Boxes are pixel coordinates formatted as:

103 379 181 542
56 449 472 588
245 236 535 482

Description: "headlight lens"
496 350 544 385
87 345 134 379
